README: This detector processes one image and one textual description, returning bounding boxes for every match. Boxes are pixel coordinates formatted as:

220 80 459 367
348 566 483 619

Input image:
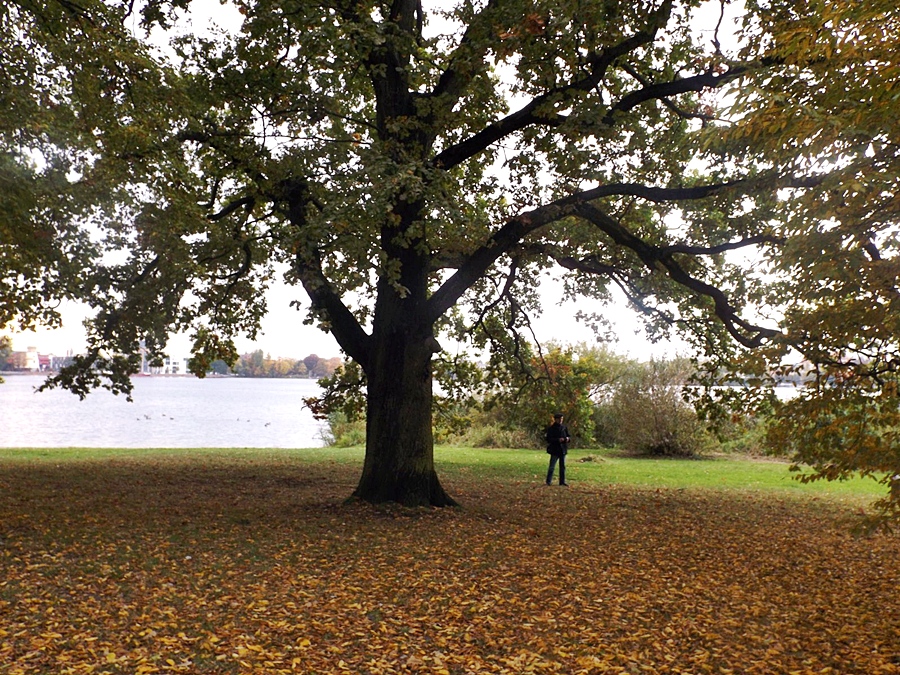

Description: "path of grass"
1 449 898 674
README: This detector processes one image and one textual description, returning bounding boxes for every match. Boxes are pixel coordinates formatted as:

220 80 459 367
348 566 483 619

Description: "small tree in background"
432 351 488 444
0 335 13 380
480 343 629 447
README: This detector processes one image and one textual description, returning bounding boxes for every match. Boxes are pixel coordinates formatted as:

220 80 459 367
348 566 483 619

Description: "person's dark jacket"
546 421 570 456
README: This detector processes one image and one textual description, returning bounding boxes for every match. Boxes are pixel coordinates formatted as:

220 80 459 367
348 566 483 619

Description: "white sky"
9 276 686 361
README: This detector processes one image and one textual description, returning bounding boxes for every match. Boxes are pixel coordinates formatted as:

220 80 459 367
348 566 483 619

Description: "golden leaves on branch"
1 456 899 674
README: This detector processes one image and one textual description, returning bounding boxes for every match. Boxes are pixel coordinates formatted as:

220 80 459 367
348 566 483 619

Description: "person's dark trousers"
546 454 566 485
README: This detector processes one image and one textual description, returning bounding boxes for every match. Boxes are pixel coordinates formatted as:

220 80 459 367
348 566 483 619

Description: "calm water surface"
1 374 327 448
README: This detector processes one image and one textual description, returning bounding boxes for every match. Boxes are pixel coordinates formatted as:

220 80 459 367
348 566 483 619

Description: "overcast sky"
10 272 686 361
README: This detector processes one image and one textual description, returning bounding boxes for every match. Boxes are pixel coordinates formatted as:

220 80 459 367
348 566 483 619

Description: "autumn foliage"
1 454 898 674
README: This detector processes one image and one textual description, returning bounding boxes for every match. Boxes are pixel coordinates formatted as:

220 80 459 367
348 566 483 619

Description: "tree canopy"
727 0 900 528
2 0 898 513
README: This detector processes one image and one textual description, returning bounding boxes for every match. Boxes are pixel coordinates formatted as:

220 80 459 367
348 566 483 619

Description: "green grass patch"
435 445 886 501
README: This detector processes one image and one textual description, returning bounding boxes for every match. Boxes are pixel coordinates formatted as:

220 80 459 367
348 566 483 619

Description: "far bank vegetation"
315 343 774 459
210 350 343 379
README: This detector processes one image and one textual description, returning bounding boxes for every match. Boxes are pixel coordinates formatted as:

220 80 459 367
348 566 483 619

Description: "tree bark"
352 320 457 507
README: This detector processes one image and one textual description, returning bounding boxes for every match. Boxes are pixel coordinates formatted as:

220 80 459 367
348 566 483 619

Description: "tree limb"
281 179 371 368
426 199 579 322
426 174 765 323
428 0 502 106
660 233 785 255
470 257 546 381
575 203 780 347
432 21 666 169
601 65 749 127
619 62 722 123
209 196 255 222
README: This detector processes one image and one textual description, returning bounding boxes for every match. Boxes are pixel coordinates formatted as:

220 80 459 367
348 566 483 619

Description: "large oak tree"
2 0 898 511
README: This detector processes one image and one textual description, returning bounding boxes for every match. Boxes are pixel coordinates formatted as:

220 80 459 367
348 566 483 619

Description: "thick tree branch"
552 254 622 278
601 66 749 127
619 62 721 123
432 101 564 168
660 233 785 255
432 20 666 169
130 255 161 287
864 241 882 261
428 0 501 106
426 200 579 322
568 172 822 206
296 255 371 369
281 180 371 368
570 180 742 203
427 174 763 323
208 196 254 222
575 203 780 347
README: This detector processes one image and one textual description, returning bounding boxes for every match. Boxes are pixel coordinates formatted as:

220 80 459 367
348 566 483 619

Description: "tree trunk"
352 322 457 507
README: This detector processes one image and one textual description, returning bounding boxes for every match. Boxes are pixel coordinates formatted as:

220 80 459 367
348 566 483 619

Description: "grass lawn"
437 446 888 499
1 447 898 674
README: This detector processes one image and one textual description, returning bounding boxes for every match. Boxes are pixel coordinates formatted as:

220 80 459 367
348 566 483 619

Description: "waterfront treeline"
213 350 342 379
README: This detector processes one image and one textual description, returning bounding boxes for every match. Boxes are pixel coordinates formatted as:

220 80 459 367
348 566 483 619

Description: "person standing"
545 412 570 486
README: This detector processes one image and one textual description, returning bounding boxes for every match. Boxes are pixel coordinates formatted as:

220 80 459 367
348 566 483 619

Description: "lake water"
0 374 327 448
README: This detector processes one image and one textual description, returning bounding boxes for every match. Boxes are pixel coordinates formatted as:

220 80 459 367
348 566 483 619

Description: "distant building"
6 349 76 372
163 356 182 374
51 354 75 371
138 341 190 375
25 347 39 371
147 355 191 375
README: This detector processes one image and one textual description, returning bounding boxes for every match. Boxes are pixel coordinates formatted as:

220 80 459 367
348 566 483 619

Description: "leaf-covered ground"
1 454 898 675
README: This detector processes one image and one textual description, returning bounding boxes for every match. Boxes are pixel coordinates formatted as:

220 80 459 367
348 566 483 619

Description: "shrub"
712 408 773 456
610 358 712 457
719 419 769 455
590 399 619 447
451 422 535 449
321 412 366 447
